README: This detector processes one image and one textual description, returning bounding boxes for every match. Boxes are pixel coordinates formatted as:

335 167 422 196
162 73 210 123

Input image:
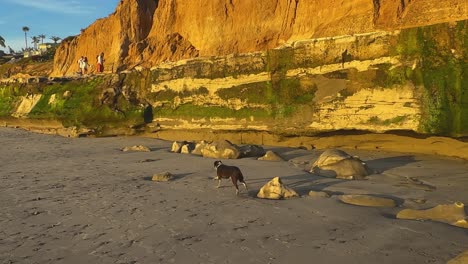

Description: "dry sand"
1 127 467 264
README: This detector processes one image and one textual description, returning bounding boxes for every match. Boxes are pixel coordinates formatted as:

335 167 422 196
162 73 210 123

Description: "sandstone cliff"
2 21 466 141
51 0 467 76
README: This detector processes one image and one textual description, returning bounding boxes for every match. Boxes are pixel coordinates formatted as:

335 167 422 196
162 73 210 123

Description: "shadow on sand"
245 172 346 197
365 155 418 173
264 147 318 161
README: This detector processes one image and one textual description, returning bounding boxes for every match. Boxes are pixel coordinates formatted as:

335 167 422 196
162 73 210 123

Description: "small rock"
121 145 151 152
152 172 174 182
63 90 72 98
409 198 427 204
258 150 284 161
308 190 331 198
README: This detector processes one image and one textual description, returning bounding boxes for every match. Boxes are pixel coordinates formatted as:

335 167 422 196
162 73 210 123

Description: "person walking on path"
97 52 104 73
77 56 91 76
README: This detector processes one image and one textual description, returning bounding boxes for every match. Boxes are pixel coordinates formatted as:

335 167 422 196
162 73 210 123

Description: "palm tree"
0 35 5 48
38 34 46 44
22 26 30 49
50 36 61 44
31 36 40 50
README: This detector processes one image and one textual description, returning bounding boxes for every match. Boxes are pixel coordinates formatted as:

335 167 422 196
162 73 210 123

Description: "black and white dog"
213 160 248 195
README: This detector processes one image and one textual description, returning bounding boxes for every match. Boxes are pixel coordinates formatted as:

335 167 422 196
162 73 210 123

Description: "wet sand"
1 127 467 264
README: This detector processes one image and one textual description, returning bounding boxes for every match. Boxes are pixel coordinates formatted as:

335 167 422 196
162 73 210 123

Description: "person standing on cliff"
77 56 85 75
83 57 89 75
97 52 104 73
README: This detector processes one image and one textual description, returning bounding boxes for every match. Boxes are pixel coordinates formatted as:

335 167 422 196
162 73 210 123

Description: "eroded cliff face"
373 0 467 29
53 0 158 74
2 21 466 139
51 0 467 76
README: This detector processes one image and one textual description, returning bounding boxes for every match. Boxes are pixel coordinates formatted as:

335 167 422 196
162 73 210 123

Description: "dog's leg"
231 177 239 195
241 181 248 191
216 178 221 188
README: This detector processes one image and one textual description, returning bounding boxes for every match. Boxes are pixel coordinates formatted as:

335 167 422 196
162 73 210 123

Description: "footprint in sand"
395 177 436 191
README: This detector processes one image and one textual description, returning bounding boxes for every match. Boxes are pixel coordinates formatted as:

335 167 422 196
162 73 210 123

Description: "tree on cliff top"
22 26 29 49
50 36 61 44
31 36 40 50
38 34 46 44
0 36 5 48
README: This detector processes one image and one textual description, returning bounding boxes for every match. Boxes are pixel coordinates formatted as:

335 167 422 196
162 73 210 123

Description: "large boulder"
239 145 266 158
311 149 371 179
171 141 187 153
180 142 196 154
200 140 241 159
191 140 209 156
257 177 299 200
171 141 196 154
396 202 468 229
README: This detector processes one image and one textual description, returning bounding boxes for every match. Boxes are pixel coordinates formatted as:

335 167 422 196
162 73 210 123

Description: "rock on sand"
257 177 299 200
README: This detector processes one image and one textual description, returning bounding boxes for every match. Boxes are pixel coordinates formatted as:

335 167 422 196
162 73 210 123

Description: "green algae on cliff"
373 64 411 88
0 85 23 116
216 79 315 106
149 86 209 102
396 20 467 137
366 115 409 126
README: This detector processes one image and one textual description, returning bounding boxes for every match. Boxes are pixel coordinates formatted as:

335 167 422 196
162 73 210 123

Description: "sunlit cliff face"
51 0 467 76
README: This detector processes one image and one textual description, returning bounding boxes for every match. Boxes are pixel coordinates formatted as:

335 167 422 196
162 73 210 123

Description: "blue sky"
0 0 119 52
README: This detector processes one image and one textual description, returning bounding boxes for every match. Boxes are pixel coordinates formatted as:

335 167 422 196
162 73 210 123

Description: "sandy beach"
1 127 467 264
